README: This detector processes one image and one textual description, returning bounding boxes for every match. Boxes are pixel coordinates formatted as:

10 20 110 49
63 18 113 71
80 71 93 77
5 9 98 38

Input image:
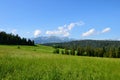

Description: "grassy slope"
0 45 120 80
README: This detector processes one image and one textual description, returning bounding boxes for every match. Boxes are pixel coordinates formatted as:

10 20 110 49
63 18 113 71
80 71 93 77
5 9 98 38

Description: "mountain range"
33 36 73 44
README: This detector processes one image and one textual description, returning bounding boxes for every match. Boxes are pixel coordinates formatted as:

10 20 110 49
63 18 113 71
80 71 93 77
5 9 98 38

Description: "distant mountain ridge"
33 36 73 44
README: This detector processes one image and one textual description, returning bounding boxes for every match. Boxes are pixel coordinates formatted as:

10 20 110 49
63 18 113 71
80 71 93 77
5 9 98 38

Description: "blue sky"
0 0 120 40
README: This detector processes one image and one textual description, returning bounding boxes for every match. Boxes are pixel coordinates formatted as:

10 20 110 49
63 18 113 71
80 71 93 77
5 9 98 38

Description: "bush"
53 48 60 54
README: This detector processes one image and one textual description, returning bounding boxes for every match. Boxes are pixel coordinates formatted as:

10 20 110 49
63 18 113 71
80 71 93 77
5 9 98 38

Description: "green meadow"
0 45 120 80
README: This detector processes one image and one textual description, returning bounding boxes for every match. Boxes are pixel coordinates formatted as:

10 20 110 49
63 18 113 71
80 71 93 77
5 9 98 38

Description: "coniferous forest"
0 31 34 45
45 40 120 58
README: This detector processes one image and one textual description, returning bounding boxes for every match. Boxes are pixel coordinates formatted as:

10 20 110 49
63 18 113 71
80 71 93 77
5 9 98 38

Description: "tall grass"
0 45 120 80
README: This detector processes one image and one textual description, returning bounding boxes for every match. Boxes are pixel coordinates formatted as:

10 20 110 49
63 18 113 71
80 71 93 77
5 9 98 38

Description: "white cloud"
46 30 69 37
102 27 111 33
68 23 76 30
63 32 70 37
82 27 111 37
82 28 95 37
68 21 84 30
46 30 58 35
11 29 17 35
46 21 84 37
34 30 41 37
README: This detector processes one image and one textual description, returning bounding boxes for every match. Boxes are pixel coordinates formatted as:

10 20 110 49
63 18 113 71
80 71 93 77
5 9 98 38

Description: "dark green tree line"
0 31 34 45
53 46 120 58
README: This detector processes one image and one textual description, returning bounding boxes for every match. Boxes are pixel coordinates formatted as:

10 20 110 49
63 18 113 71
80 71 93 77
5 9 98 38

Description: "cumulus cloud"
46 30 59 35
63 32 70 37
82 28 95 37
82 27 111 37
67 21 85 30
34 30 41 37
46 29 69 37
46 21 84 37
102 27 111 33
68 23 76 30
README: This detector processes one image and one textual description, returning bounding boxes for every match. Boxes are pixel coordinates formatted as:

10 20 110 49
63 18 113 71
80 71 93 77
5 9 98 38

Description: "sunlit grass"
0 45 120 80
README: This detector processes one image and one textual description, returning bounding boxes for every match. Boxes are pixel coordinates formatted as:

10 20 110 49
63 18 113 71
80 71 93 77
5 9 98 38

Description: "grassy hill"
0 45 120 80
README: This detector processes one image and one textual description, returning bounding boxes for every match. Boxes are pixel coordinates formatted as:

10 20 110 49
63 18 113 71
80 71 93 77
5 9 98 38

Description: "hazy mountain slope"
33 36 73 44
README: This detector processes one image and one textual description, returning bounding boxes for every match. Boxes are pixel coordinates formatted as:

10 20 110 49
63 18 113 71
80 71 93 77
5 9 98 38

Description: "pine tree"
70 49 75 55
0 31 35 45
65 49 69 55
61 50 65 54
117 47 120 58
77 48 81 56
53 48 59 54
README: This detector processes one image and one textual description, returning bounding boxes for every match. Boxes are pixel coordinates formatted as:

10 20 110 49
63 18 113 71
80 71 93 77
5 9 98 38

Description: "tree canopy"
0 31 34 45
47 40 120 58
